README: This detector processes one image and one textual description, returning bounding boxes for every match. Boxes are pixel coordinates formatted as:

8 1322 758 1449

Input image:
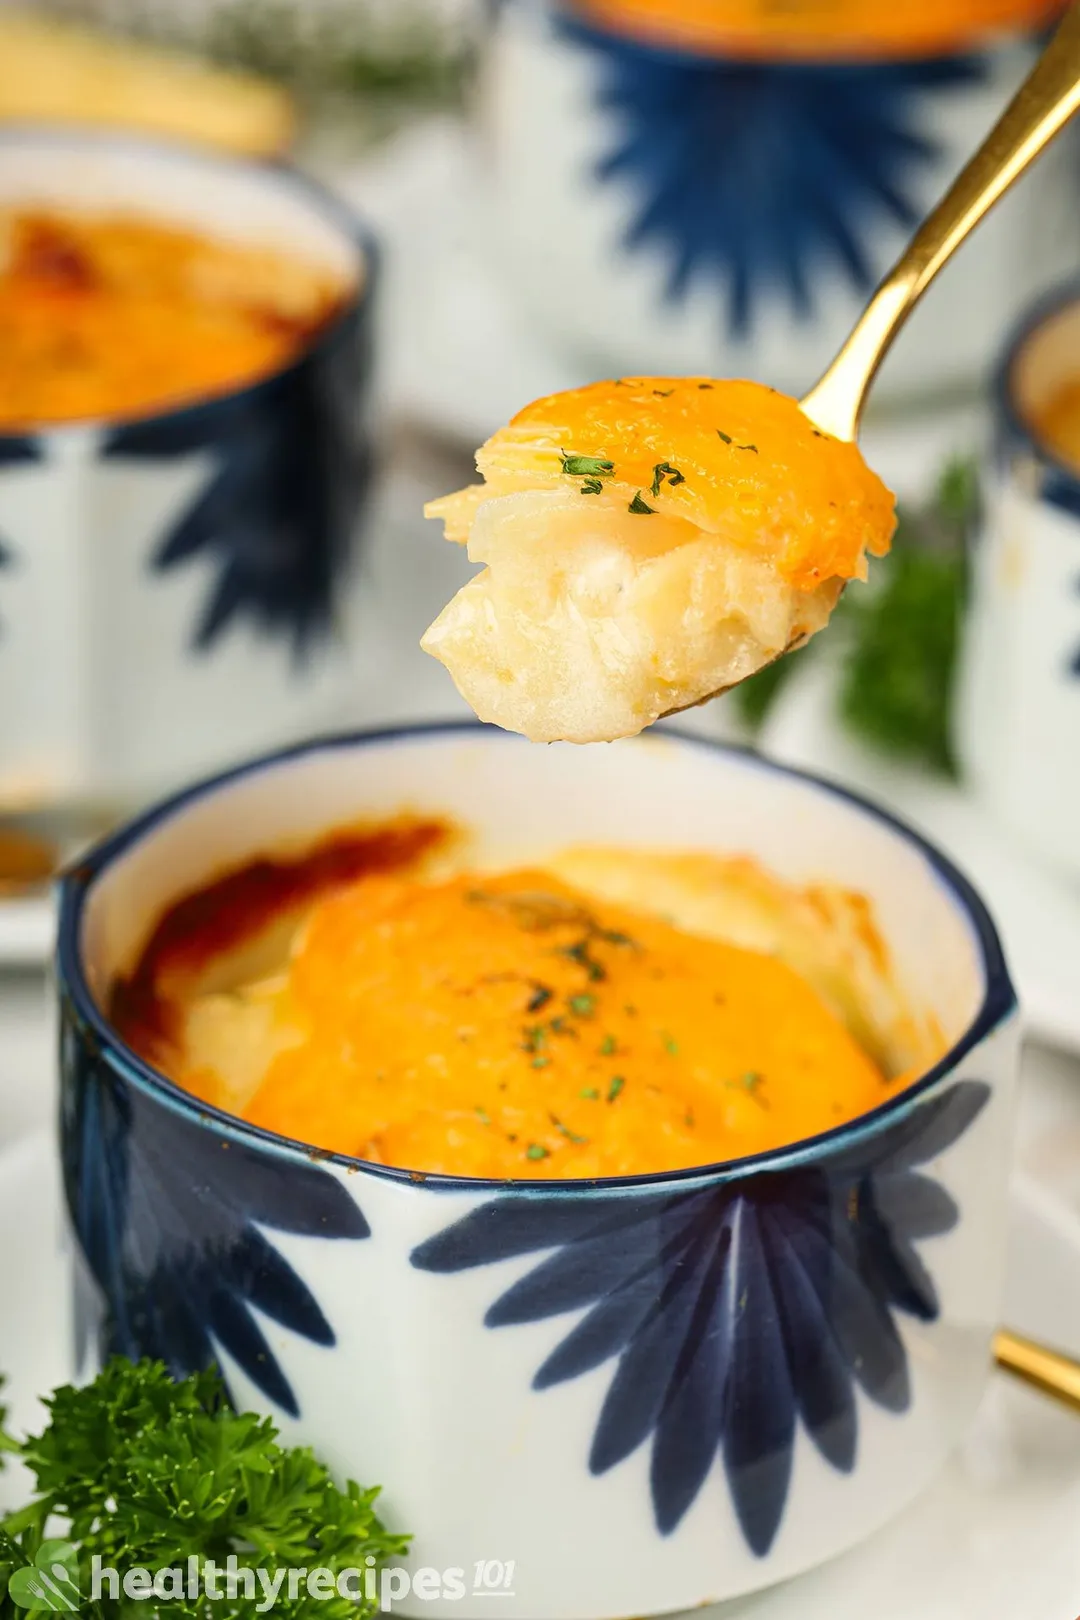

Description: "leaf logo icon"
7 1541 81 1611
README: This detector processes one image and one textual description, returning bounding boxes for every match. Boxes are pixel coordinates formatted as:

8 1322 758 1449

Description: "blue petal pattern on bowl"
556 10 983 336
412 1078 989 1555
60 999 370 1415
102 299 374 660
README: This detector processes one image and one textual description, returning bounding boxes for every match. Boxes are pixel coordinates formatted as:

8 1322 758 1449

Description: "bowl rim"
995 272 1080 496
56 719 1018 1192
0 122 379 443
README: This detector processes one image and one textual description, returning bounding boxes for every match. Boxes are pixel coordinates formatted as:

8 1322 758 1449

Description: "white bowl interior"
0 131 363 287
78 729 989 1057
1010 296 1080 432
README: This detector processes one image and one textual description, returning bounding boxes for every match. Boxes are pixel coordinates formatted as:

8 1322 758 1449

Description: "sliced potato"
423 377 896 744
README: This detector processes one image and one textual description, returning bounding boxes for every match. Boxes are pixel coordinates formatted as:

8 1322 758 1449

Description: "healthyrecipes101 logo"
7 1541 80 1611
7 1545 516 1612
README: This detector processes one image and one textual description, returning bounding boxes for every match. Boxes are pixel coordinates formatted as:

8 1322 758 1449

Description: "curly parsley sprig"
0 1359 407 1620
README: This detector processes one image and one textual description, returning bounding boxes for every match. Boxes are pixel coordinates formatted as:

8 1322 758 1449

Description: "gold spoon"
801 1 1080 442
995 1328 1080 1413
665 3 1080 719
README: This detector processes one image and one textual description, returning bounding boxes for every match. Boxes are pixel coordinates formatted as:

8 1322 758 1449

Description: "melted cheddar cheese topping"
165 862 915 1180
423 378 895 743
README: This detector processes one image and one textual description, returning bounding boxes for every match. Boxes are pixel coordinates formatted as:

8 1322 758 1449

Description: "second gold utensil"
995 1327 1080 1414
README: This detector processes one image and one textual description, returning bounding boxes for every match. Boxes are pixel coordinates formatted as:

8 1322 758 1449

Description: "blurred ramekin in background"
0 128 379 815
477 0 1077 402
958 280 1080 882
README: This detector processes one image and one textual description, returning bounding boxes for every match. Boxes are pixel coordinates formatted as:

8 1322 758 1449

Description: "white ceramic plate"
1 1130 1079 1618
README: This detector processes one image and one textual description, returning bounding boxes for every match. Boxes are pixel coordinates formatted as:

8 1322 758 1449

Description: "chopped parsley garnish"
600 1034 616 1056
650 461 686 497
560 450 614 478
579 477 604 495
628 491 656 515
527 983 554 1013
550 1115 589 1146
522 1024 548 1053
716 430 733 444
559 938 608 982
698 382 714 389
607 1075 626 1103
580 1086 600 1100
727 1070 768 1107
475 1105 491 1125
569 993 596 1018
652 387 675 397
740 443 759 454
526 1143 550 1161
662 1033 679 1055
548 1015 578 1038
685 1108 695 1128
532 1056 551 1070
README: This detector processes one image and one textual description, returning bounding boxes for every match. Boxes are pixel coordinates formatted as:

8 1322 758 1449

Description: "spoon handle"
801 3 1080 442
994 1326 1080 1414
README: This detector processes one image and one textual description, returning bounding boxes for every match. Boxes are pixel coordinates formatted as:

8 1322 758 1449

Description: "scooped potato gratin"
113 817 939 1181
423 378 896 744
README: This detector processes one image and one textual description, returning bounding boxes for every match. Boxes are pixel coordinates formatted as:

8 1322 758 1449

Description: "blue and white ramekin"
0 128 378 812
477 1 1076 400
957 278 1080 884
57 724 1019 1620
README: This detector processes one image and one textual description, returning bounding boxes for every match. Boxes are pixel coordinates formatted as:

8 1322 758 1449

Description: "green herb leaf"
550 1116 589 1146
526 1143 550 1161
662 1033 679 1055
569 993 596 1018
579 477 604 495
527 984 554 1014
599 1034 616 1057
726 1070 768 1108
652 387 675 397
650 461 686 498
836 458 975 778
0 1358 406 1620
716 430 733 444
628 491 656 515
560 450 615 478
475 1105 491 1125
559 939 608 982
607 1075 626 1103
580 1087 600 1101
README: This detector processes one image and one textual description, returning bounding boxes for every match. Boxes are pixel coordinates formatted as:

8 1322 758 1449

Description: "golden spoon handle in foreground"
994 1327 1080 1415
801 3 1080 442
